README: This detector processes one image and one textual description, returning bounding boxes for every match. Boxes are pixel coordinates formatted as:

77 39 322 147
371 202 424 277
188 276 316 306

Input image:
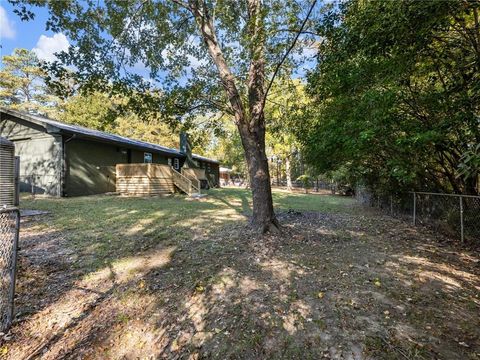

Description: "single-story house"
0 108 219 196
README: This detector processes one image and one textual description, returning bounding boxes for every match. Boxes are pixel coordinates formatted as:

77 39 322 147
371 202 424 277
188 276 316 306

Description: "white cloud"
187 54 207 69
0 5 16 39
32 33 70 62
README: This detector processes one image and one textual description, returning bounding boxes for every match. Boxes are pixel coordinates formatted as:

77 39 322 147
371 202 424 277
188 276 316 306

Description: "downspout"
62 134 77 197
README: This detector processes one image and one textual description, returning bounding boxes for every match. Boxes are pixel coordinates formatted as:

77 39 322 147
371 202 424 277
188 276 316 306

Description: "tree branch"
272 28 321 37
189 0 247 125
170 0 191 10
260 0 317 114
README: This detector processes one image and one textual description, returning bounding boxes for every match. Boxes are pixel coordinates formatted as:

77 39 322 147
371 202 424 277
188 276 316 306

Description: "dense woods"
300 0 479 196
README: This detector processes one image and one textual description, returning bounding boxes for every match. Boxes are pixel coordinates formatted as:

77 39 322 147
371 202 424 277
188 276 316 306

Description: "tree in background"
0 48 60 115
266 78 309 190
301 0 480 195
10 0 323 232
58 92 118 131
208 118 249 181
207 78 312 189
0 48 211 151
58 91 181 148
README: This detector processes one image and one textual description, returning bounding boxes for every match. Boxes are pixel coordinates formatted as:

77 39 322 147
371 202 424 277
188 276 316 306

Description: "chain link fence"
0 207 20 332
356 188 480 243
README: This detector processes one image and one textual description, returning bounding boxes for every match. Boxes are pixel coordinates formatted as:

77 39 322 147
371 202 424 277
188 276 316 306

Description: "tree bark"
285 156 292 191
239 121 278 232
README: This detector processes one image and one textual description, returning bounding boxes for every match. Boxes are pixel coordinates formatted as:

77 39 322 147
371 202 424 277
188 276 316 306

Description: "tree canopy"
300 0 480 195
0 48 59 115
265 78 309 188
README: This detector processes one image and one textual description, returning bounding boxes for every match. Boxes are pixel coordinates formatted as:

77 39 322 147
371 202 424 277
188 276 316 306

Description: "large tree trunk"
248 154 277 232
238 120 278 232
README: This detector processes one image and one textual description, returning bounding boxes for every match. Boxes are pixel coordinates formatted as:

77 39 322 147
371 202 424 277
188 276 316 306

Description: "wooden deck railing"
207 173 216 188
172 168 200 195
181 168 201 192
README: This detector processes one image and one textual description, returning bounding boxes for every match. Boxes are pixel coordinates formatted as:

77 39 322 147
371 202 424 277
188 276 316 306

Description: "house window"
173 158 180 170
144 152 153 163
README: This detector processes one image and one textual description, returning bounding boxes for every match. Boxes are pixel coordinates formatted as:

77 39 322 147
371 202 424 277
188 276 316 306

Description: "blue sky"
0 2 70 64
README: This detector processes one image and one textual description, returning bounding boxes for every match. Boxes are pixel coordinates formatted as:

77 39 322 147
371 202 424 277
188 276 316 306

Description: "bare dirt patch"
1 195 479 359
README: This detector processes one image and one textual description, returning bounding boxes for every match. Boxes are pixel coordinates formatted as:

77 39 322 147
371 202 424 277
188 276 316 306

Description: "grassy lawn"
4 188 479 359
18 188 356 274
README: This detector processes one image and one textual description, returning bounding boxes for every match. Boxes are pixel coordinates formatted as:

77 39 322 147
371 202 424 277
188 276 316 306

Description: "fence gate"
0 207 20 332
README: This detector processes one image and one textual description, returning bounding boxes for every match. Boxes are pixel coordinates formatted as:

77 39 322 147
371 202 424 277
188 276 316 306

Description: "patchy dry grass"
1 188 479 359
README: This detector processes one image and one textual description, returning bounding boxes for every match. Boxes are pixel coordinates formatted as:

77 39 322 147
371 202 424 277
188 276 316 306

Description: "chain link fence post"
412 192 416 226
357 189 478 243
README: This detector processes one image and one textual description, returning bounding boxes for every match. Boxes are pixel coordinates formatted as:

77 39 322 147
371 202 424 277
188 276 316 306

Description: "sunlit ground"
2 188 479 359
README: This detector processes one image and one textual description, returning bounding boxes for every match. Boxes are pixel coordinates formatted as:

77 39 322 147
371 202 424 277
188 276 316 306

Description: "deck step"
189 193 207 199
171 168 201 196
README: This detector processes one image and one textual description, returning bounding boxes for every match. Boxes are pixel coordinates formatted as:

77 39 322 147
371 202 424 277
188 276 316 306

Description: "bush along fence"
356 187 480 243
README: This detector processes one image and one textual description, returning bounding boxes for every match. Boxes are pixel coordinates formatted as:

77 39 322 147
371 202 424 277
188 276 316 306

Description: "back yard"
2 188 479 359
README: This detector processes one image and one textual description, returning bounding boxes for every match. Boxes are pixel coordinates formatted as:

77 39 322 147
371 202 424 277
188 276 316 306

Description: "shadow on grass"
9 189 478 359
207 188 252 216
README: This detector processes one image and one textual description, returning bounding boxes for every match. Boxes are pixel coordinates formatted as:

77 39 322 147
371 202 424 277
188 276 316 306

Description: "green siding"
64 139 174 196
0 115 46 139
65 139 127 196
210 163 220 186
194 160 220 187
0 116 62 196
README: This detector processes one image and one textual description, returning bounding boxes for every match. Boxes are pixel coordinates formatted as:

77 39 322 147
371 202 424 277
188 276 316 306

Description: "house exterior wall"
130 150 185 169
193 159 220 187
64 139 178 196
209 163 220 186
0 115 62 196
64 138 128 196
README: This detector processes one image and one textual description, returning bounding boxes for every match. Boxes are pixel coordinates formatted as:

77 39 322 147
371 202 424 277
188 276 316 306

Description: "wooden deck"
116 163 200 196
